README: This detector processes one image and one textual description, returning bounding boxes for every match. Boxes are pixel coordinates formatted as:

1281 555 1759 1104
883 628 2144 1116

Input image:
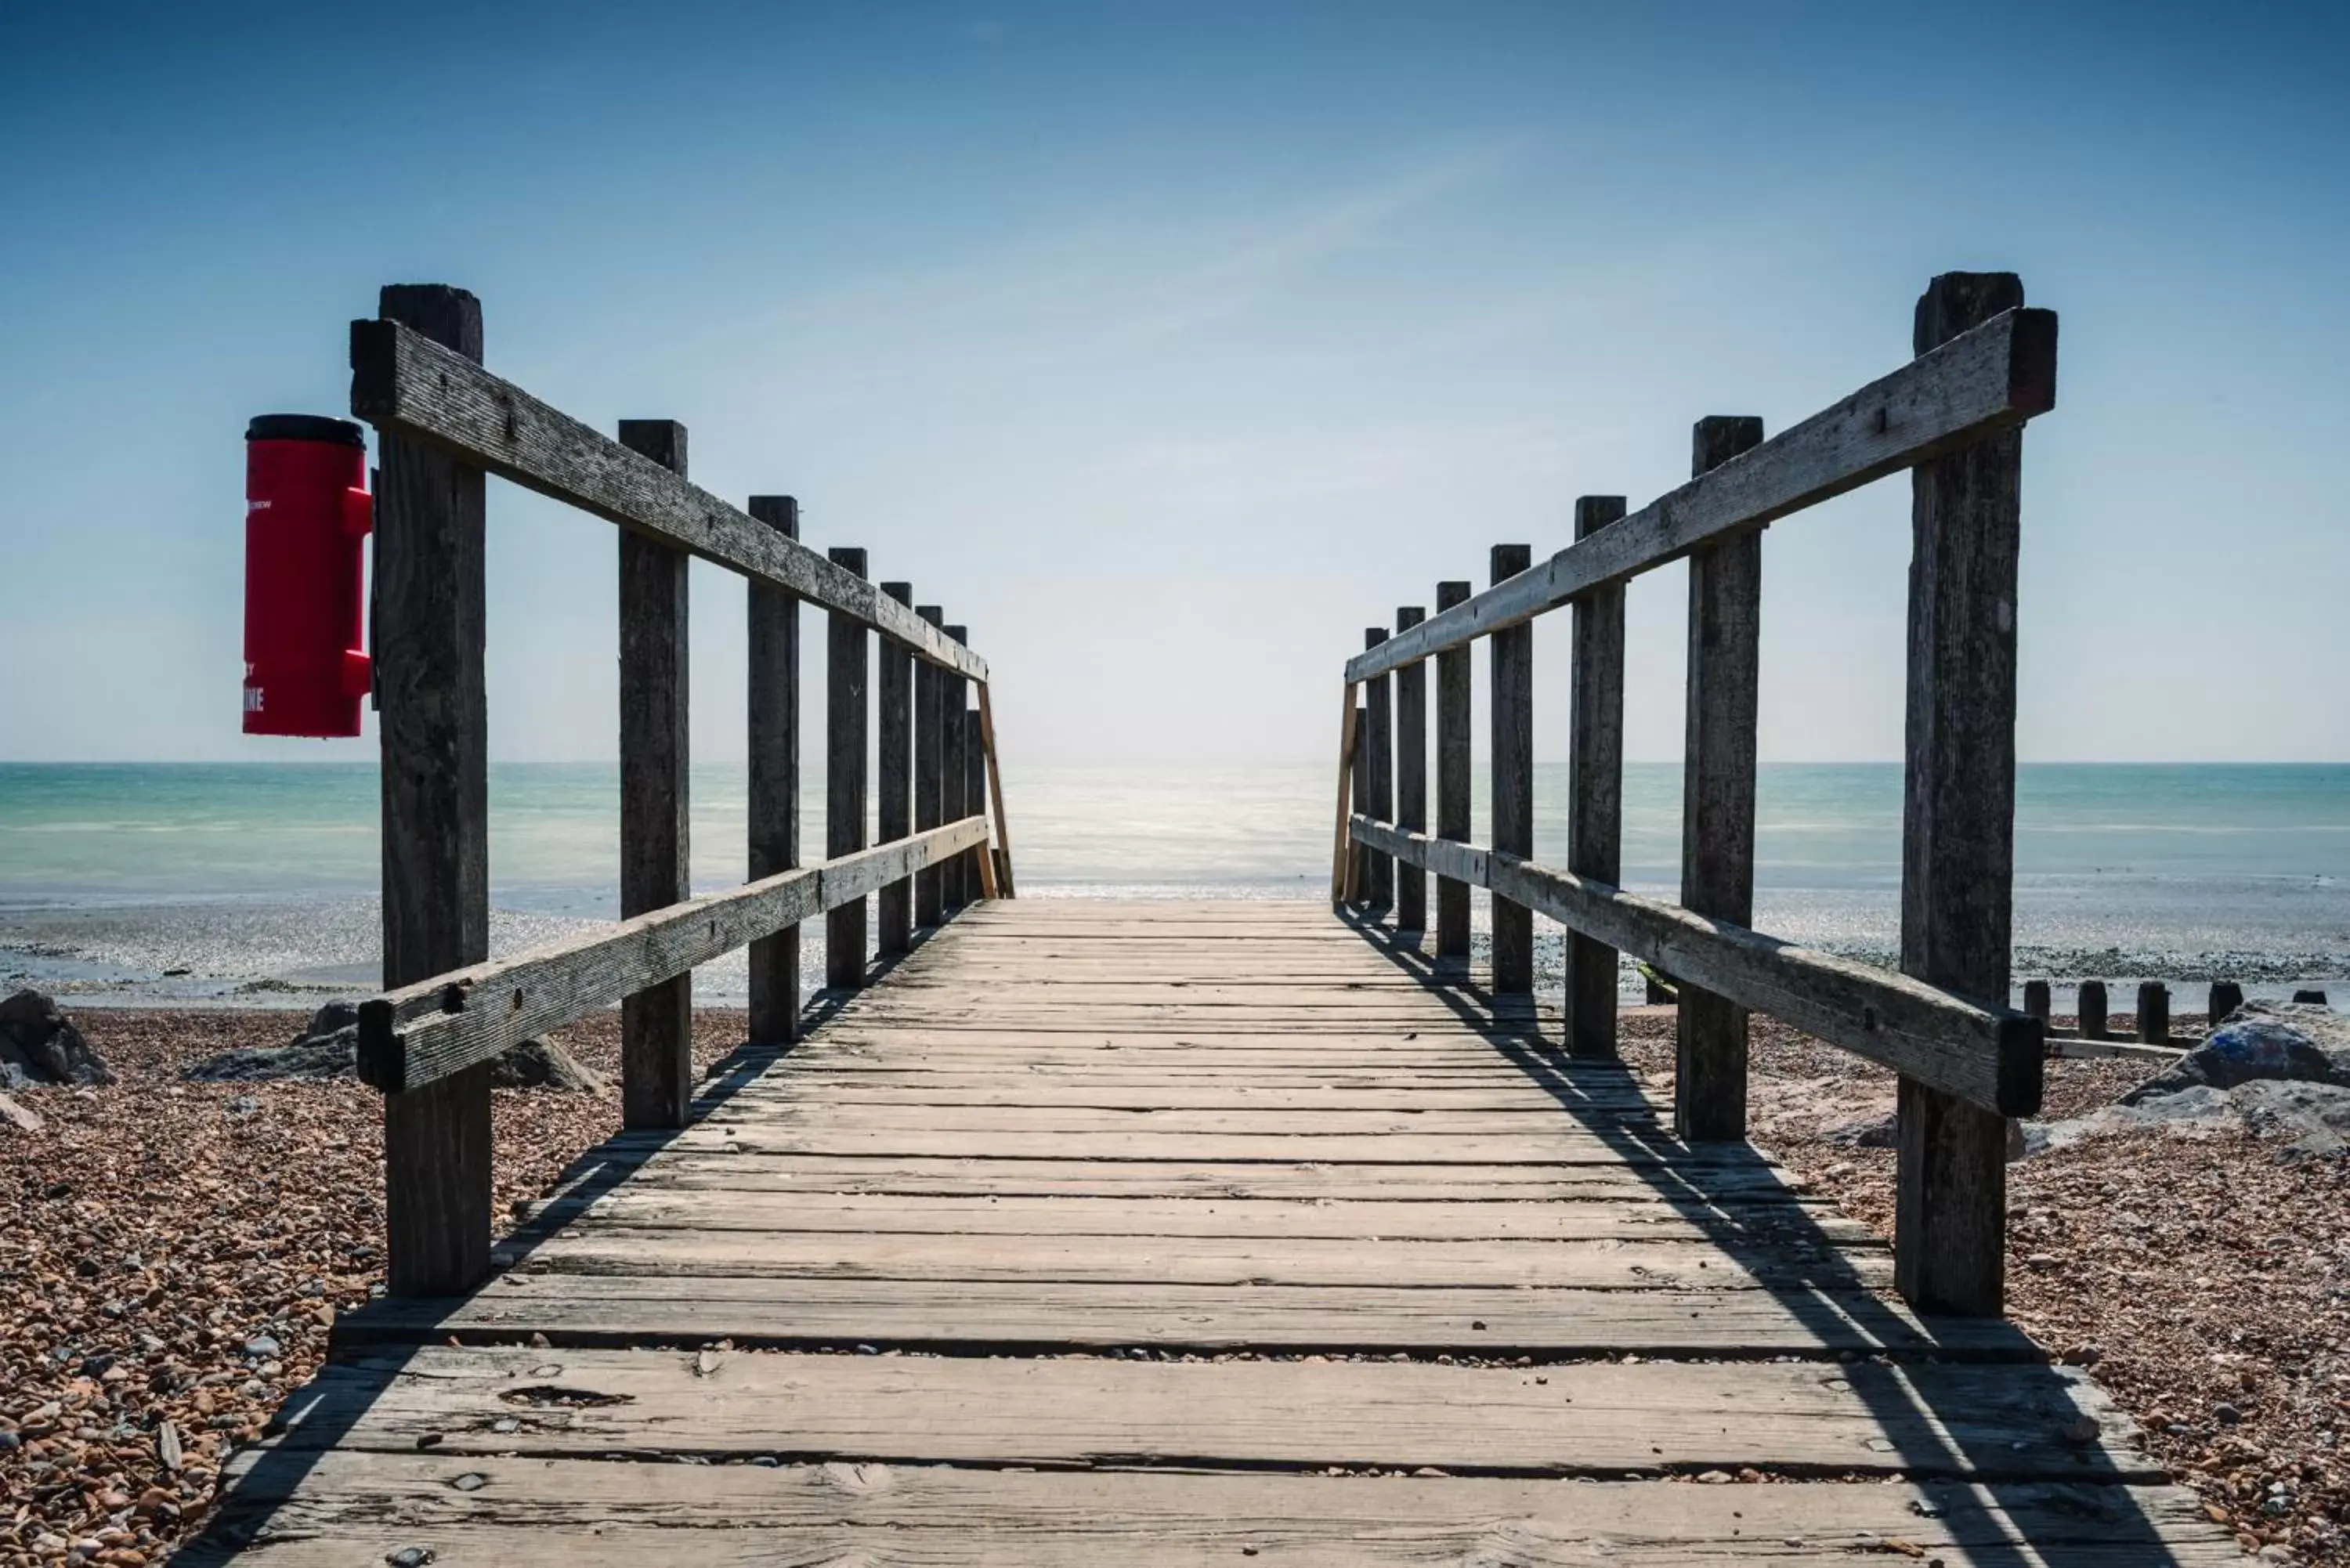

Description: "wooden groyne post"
348 283 1015 1295
1332 270 2059 1317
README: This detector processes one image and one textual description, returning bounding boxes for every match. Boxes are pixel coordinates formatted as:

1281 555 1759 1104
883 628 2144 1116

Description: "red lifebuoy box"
242 414 373 738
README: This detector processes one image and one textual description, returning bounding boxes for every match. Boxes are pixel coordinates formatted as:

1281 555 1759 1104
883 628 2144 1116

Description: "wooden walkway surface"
192 900 2236 1565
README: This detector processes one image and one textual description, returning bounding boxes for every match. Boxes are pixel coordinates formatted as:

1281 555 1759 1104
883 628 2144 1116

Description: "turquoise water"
1 761 2345 1006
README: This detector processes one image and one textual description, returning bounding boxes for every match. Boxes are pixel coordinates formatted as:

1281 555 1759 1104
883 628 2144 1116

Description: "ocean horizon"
2 760 2344 1012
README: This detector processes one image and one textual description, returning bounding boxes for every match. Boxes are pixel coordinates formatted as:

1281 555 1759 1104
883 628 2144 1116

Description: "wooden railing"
348 284 1014 1297
1332 272 2058 1317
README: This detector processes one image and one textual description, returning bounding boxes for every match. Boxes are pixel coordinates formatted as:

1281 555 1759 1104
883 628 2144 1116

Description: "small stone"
451 1472 488 1492
244 1334 282 1357
386 1550 436 1568
2215 1404 2244 1425
1697 1469 1733 1483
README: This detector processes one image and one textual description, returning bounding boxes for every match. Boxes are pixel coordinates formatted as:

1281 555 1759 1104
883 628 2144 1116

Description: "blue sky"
2 0 2343 765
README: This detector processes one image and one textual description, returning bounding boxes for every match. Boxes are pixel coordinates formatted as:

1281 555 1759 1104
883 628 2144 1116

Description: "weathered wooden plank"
357 818 989 1093
199 1454 2236 1567
619 1128 1784 1165
337 1275 2023 1360
559 1154 1815 1201
1434 578 1475 958
1362 626 1394 906
1896 273 2039 1320
745 495 801 1045
372 284 493 1298
964 701 993 898
1347 697 1369 903
616 418 694 1129
976 680 1018 895
826 547 871 989
510 1230 1878 1292
1567 496 1627 1060
1348 818 2041 1115
1344 305 2059 682
913 605 945 927
1326 681 1359 904
269 1346 2154 1482
530 1192 1868 1245
1392 605 1429 933
1677 416 1763 1143
1491 546 1534 995
347 316 987 678
876 580 915 956
943 623 971 909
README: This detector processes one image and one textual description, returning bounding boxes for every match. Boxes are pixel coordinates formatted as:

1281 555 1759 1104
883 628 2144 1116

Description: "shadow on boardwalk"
1330 903 2196 1568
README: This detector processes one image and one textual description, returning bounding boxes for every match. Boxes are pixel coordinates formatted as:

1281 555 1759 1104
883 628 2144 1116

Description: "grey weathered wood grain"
2077 979 2110 1040
356 818 987 1093
1349 818 2040 1115
348 317 987 680
826 548 870 989
976 681 1018 896
1344 307 2059 683
1895 273 2043 1318
266 1345 2153 1483
617 419 693 1129
1567 497 1627 1059
1676 417 1762 1143
1326 683 1359 904
876 580 915 956
1433 580 1473 959
964 702 991 898
1392 606 1428 933
745 495 801 1044
1347 699 1369 904
1361 627 1394 908
200 1452 2235 1566
1490 545 1534 995
371 284 493 1297
942 624 971 910
914 605 945 927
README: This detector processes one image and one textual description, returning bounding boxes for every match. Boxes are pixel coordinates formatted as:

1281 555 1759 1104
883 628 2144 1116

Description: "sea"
1 761 2344 1014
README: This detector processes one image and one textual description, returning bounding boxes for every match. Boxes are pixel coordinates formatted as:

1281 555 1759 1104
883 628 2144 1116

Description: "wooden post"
1490 545 1534 997
943 623 971 911
876 581 915 957
825 547 870 988
2077 979 2110 1040
2137 981 2170 1044
1676 416 1764 1143
746 496 800 1045
1363 627 1394 910
1349 700 1371 905
1895 271 2032 1318
976 682 1017 897
965 703 991 897
374 284 491 1297
1434 580 1473 963
2023 979 2051 1025
1328 684 1360 906
2209 980 2243 1025
1567 496 1629 1058
616 417 692 1129
1394 607 1429 935
914 606 945 927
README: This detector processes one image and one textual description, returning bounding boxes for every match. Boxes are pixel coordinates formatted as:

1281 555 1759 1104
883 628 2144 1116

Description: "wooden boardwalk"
189 900 2233 1563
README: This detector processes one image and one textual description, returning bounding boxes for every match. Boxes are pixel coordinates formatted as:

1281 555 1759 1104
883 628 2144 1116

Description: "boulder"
2120 1002 2349 1103
0 989 114 1089
183 1003 359 1082
486 1037 604 1093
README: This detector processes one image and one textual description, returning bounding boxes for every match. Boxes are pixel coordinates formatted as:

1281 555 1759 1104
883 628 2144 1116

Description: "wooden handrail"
350 317 988 681
358 816 991 1095
1347 815 2042 1118
1343 306 2057 683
